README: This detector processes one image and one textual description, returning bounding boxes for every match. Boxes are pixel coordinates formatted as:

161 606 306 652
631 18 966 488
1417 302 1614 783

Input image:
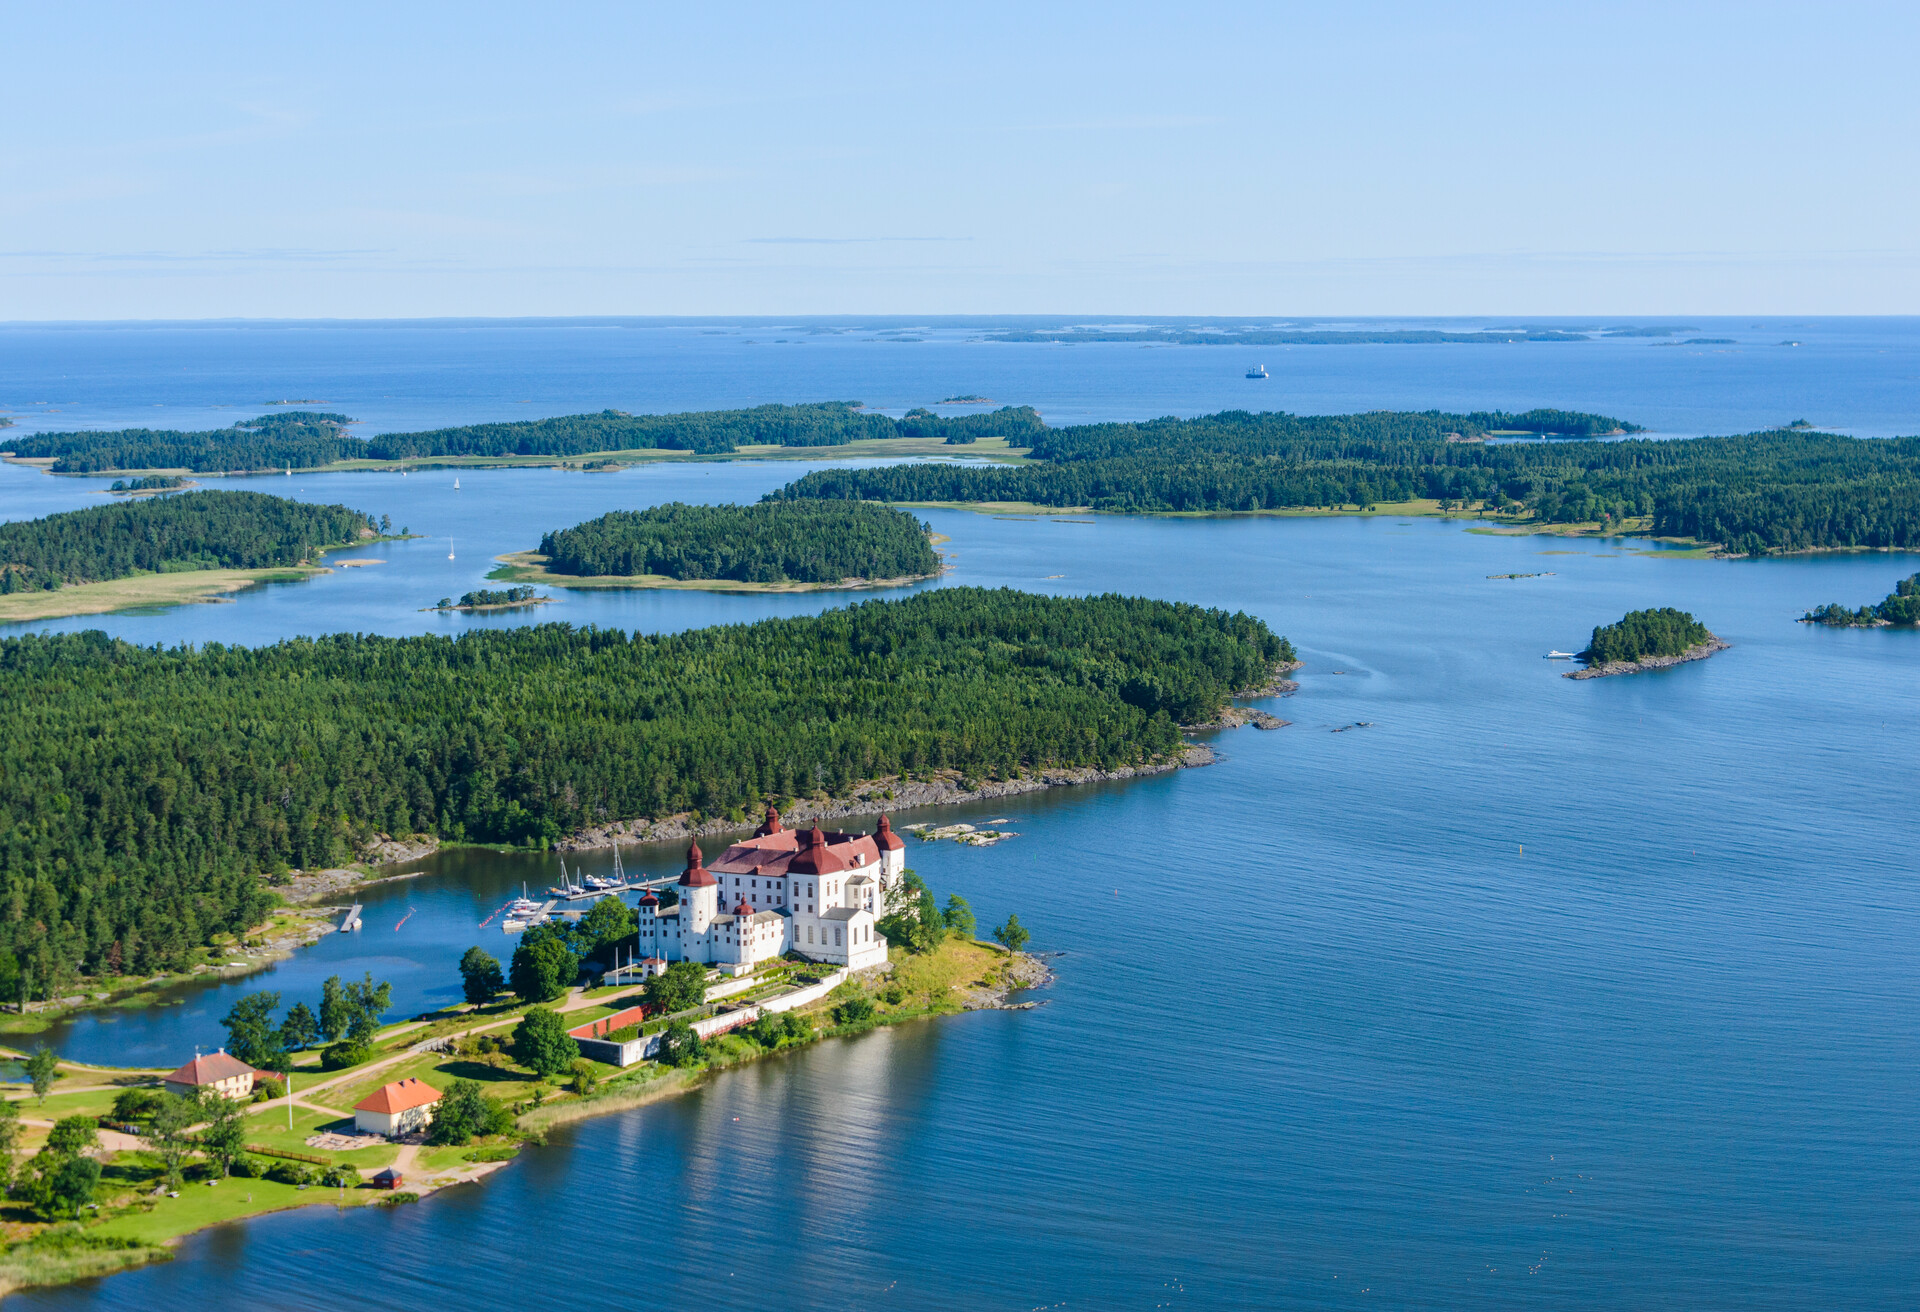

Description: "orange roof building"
353 1077 443 1137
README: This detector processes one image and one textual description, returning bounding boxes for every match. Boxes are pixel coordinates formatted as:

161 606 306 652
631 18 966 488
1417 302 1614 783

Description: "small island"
497 501 943 593
106 475 192 496
430 586 550 612
1801 573 1920 627
1566 607 1728 678
0 491 393 621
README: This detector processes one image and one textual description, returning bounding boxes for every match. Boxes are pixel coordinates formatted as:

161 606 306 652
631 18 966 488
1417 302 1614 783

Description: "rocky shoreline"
1566 638 1730 679
556 660 1300 852
555 750 1214 852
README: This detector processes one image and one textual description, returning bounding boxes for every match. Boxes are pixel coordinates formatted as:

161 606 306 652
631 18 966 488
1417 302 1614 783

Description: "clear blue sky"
5 2 1915 318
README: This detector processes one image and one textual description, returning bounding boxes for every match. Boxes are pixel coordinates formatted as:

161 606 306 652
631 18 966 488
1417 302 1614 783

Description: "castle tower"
755 803 784 837
679 839 718 938
875 814 906 887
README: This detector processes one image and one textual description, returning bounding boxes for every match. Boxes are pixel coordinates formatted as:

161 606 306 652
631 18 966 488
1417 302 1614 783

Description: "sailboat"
454 477 461 490
448 538 455 561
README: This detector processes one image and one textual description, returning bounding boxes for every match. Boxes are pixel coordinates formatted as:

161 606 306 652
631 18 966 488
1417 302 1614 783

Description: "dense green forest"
537 502 939 582
1 413 360 473
774 412 1920 555
1802 573 1920 626
1 403 1044 471
0 492 378 593
107 475 186 492
1581 608 1714 663
0 589 1289 986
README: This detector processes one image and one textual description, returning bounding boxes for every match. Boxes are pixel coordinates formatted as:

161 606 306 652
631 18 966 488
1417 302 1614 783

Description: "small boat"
285 467 292 476
1246 364 1268 379
448 537 455 561
454 478 461 490
1545 650 1578 660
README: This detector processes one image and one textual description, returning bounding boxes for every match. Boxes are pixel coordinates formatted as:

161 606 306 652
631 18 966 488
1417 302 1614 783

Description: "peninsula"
1566 607 1728 678
0 588 1291 993
499 501 942 592
1801 572 1920 627
772 413 1920 558
0 491 391 622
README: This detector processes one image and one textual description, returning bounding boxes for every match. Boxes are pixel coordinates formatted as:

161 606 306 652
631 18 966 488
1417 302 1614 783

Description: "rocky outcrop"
556 749 1214 852
1183 660 1300 730
960 950 1056 1011
1566 638 1730 679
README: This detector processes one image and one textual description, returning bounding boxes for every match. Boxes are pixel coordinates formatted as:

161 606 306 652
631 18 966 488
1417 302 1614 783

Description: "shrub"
463 1144 519 1163
318 1165 358 1188
833 995 876 1026
656 1020 704 1067
605 1024 640 1043
320 1040 373 1071
265 1161 314 1186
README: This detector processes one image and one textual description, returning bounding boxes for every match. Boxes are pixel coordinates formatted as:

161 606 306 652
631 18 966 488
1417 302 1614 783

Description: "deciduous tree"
459 947 505 1006
510 1008 579 1077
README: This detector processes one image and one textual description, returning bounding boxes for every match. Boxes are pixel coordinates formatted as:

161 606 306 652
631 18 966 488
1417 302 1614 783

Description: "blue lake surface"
2 320 1918 1308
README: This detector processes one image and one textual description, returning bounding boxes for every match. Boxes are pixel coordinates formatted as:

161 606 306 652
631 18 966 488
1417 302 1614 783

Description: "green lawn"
5 1088 139 1121
92 1172 375 1246
239 1104 398 1169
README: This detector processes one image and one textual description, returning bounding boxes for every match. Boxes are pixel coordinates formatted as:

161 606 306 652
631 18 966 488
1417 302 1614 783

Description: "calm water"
4 322 1919 1308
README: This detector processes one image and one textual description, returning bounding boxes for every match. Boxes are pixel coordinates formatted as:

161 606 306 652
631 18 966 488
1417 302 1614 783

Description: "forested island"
105 475 188 495
773 412 1920 556
432 586 549 612
0 491 383 610
1802 573 1920 627
0 403 1045 473
1568 607 1726 678
1 412 359 473
525 501 939 588
18 400 1918 556
0 589 1291 990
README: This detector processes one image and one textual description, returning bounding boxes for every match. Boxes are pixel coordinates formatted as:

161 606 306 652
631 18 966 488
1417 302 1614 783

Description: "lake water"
3 320 1919 1309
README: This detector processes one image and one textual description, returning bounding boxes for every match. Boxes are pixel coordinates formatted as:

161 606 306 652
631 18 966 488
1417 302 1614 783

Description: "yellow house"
163 1050 258 1101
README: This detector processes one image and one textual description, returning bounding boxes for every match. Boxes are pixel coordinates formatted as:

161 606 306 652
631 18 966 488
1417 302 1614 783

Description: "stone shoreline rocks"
960 949 1056 1010
555 660 1299 853
555 749 1213 852
1565 638 1730 679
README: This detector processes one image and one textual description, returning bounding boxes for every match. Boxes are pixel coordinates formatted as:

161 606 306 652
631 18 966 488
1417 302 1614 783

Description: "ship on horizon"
1246 364 1268 379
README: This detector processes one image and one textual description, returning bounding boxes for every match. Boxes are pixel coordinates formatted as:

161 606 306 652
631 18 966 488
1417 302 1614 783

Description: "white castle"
635 806 906 974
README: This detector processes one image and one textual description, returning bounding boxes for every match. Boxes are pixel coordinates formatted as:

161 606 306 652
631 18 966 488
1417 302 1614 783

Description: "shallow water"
4 322 1919 1308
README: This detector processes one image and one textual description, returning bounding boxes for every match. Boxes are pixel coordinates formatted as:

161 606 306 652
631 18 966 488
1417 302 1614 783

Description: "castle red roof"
733 898 755 915
679 839 717 888
754 804 784 837
789 823 854 876
708 823 879 880
875 814 904 851
637 889 659 907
